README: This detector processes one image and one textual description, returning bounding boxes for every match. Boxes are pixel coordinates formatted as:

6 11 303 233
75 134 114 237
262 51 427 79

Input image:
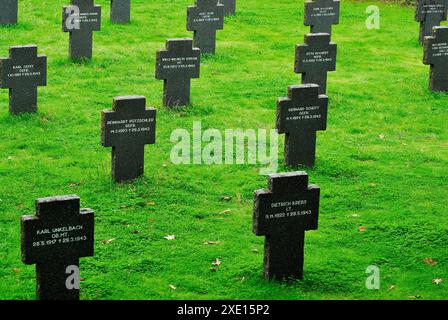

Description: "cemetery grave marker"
0 0 17 24
187 0 224 54
111 0 131 24
415 0 447 45
253 171 320 281
156 38 201 107
295 33 337 95
220 0 236 16
0 45 47 115
101 96 156 182
276 84 328 167
62 0 102 60
423 26 448 91
21 195 94 300
304 0 340 35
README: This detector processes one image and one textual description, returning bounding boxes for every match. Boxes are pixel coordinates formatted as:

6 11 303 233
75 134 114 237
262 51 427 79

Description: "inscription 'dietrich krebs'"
193 11 220 23
7 64 40 78
311 6 336 17
33 225 86 248
107 118 154 134
162 56 198 70
287 105 322 121
303 50 332 63
266 200 312 220
432 42 448 57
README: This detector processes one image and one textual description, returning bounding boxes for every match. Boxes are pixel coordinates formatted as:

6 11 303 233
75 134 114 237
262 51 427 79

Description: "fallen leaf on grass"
220 209 231 214
12 268 21 274
251 248 259 253
423 257 437 266
389 285 396 290
408 295 421 300
220 196 232 202
164 235 176 241
212 258 222 266
169 284 177 290
379 134 385 140
146 201 155 206
204 241 222 245
102 238 116 244
358 226 366 232
210 267 217 272
432 278 443 285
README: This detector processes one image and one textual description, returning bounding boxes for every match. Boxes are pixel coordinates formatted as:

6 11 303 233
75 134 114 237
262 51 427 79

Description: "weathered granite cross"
295 33 337 95
415 0 447 45
424 26 448 91
21 195 94 300
111 0 131 24
101 96 156 182
253 172 320 281
0 0 18 24
156 38 201 107
62 0 102 60
187 0 224 54
304 0 340 35
276 84 328 167
0 45 47 114
219 0 236 16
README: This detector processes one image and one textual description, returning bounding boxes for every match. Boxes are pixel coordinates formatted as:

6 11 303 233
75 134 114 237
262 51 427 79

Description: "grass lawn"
0 0 447 300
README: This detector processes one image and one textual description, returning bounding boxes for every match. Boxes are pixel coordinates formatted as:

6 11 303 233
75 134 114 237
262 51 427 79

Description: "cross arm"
276 97 291 134
423 36 435 65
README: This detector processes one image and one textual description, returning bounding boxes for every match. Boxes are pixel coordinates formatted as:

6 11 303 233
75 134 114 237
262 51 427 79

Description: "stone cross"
253 172 320 281
424 26 448 91
276 84 328 167
21 195 94 300
62 0 102 60
156 38 201 107
0 45 47 115
111 0 130 24
295 33 337 95
415 0 447 45
0 0 18 24
304 0 340 35
187 0 224 54
101 96 156 182
219 0 236 16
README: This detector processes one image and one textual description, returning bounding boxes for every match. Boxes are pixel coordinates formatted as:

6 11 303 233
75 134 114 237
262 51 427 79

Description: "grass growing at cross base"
0 0 447 300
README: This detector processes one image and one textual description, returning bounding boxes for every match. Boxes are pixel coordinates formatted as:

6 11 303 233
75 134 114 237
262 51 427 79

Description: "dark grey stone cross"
219 0 236 16
276 84 328 167
21 195 94 300
295 33 337 95
0 45 47 115
0 0 17 24
111 0 131 24
253 172 320 281
62 0 102 60
415 0 447 45
304 0 340 35
156 38 201 107
187 0 225 54
101 96 156 183
424 26 448 91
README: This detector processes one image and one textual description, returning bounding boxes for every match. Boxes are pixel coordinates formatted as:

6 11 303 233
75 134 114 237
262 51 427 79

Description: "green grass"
0 0 447 300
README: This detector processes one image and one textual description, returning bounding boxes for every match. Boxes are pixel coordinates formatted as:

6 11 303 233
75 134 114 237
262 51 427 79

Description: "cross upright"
295 33 337 95
253 171 320 281
62 0 102 60
101 96 156 183
415 0 447 45
0 45 47 115
156 38 201 107
0 0 18 24
276 84 328 167
21 195 94 300
304 0 340 35
424 26 448 91
187 0 225 54
219 0 236 16
111 0 131 24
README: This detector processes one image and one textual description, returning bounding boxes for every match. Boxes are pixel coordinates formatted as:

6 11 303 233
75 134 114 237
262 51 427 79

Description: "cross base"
302 72 328 95
69 30 93 60
164 79 191 107
36 258 79 300
112 144 145 182
264 231 305 281
429 67 448 91
194 30 217 54
9 87 38 114
285 131 317 167
419 21 438 45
